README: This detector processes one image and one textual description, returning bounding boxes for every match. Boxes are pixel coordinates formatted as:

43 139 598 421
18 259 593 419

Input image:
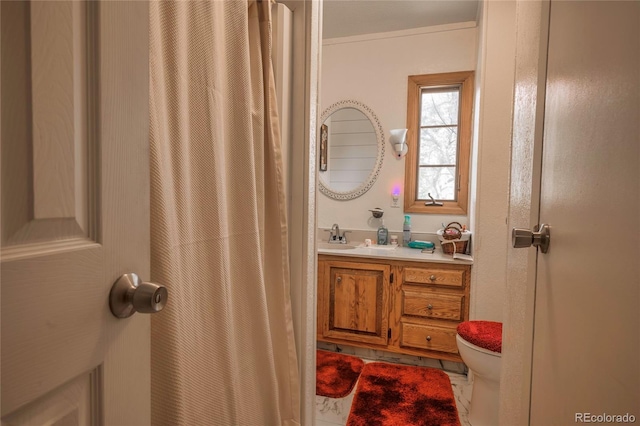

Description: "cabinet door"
319 260 390 346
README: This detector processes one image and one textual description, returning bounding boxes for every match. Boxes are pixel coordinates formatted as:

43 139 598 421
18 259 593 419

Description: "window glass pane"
419 127 458 165
420 89 459 126
417 167 456 201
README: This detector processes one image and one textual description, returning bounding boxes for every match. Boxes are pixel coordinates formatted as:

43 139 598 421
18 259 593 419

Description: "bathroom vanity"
317 247 471 362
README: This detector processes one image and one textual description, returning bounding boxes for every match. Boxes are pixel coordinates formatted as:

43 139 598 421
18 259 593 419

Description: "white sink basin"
317 242 357 250
359 244 398 251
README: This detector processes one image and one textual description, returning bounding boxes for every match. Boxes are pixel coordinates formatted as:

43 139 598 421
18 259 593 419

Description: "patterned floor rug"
316 350 365 398
347 362 461 426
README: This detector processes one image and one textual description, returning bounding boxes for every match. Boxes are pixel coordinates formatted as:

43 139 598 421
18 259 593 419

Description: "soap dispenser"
403 215 412 246
377 219 389 245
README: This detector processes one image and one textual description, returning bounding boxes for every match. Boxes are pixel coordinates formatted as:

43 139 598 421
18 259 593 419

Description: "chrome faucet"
327 223 350 244
331 223 340 239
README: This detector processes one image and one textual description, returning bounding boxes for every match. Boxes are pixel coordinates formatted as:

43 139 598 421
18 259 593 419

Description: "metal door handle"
109 273 168 318
512 224 551 253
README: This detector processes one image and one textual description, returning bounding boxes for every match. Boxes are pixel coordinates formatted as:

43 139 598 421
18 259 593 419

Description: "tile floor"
315 343 473 426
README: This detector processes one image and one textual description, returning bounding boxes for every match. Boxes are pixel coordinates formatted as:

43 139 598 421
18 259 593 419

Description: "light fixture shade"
389 128 408 158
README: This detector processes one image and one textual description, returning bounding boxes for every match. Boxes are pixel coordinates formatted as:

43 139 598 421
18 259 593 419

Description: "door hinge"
390 273 394 284
388 328 391 339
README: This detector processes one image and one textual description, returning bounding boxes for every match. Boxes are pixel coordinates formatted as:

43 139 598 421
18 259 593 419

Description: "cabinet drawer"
400 323 458 354
404 267 464 288
402 290 463 321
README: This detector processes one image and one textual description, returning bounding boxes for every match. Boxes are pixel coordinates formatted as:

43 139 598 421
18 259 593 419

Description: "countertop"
317 243 473 265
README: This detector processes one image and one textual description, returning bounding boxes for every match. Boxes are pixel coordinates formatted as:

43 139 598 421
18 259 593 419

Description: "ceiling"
322 0 480 39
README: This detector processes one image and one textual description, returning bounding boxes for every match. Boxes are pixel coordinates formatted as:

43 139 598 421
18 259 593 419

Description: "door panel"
320 260 390 346
1 1 103 413
2 247 103 414
2 370 100 426
1 1 150 424
332 268 381 334
2 1 95 249
530 1 639 422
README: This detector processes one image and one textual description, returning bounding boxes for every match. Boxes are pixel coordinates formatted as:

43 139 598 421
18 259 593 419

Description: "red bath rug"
347 362 460 426
316 350 365 398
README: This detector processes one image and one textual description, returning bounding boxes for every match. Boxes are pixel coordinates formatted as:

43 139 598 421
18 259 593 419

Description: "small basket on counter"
437 222 471 255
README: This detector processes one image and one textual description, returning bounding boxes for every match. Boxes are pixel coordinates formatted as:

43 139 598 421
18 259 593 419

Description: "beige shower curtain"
149 1 300 424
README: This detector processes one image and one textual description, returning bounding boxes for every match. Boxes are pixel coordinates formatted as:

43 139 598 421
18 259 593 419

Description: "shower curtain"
149 1 300 424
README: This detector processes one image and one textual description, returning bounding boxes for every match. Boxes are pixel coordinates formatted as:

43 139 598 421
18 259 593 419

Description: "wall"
319 23 478 235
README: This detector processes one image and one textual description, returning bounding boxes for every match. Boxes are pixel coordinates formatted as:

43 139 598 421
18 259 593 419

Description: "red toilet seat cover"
457 321 502 353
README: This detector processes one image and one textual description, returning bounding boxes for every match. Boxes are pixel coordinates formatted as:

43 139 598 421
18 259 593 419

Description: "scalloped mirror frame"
318 100 385 200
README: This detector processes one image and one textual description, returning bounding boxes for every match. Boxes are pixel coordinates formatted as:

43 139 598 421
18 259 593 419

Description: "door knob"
512 224 551 253
109 273 168 318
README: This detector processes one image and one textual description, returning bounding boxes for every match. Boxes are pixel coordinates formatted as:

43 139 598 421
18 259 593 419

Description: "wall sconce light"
390 129 408 159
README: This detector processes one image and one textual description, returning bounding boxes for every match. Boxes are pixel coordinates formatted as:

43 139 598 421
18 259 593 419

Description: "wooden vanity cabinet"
318 254 471 362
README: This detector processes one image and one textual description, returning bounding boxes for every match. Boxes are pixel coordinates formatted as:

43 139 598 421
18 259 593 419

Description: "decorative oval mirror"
318 100 385 200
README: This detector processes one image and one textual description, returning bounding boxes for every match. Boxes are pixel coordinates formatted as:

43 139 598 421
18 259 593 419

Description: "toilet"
456 321 502 426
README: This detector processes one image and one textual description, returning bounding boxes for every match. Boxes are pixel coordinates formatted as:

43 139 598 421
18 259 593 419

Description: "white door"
1 2 152 425
525 1 639 422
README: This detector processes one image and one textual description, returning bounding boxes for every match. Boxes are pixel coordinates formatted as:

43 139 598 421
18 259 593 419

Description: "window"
404 71 474 215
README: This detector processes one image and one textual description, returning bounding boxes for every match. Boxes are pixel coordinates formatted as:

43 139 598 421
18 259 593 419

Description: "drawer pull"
429 275 436 281
336 276 342 283
426 336 432 342
427 304 433 310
